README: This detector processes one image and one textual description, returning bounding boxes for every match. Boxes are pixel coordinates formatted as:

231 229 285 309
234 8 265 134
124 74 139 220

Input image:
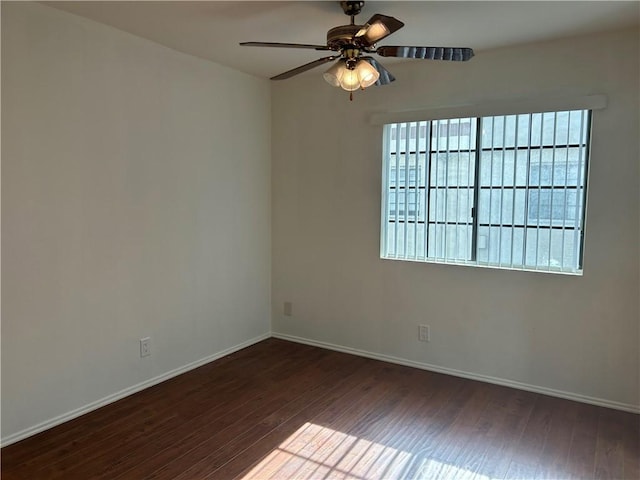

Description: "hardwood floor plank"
2 338 638 480
375 375 465 479
595 406 639 480
621 411 640 480
342 371 451 480
565 401 600 479
460 387 536 479
532 396 578 479
436 383 512 477
382 376 475 479
504 393 556 478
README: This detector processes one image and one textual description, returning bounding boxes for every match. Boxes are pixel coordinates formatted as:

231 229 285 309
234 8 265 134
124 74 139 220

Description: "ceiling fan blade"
240 42 331 51
355 14 404 45
271 56 339 80
376 46 475 61
361 57 395 86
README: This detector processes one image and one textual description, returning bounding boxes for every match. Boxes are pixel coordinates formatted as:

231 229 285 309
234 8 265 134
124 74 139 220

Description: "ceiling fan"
240 1 474 100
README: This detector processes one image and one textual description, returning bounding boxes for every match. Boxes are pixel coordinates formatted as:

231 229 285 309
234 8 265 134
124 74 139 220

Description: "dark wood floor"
2 339 638 480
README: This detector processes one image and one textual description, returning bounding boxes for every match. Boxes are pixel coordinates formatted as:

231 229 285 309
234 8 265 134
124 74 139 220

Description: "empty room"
2 1 639 479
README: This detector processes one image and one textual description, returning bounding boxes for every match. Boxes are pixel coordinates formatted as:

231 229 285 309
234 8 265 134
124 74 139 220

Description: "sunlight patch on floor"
241 422 493 480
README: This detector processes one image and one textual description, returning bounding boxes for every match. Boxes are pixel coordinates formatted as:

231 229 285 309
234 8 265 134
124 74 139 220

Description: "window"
381 110 591 274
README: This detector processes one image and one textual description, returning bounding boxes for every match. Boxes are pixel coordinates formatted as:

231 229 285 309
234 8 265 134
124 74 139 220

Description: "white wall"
2 2 271 441
272 27 639 410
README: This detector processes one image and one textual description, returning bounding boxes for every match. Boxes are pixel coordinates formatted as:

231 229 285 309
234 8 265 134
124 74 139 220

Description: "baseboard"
4 330 636 447
272 332 640 415
1 332 271 447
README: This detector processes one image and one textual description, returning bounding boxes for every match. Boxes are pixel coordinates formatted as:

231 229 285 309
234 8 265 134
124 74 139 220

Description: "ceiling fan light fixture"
324 59 379 92
322 60 345 87
242 1 474 99
356 59 380 88
339 67 361 91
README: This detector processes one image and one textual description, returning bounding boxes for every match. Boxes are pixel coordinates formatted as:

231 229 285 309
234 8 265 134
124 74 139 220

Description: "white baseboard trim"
4 330 637 447
272 332 640 415
1 332 271 447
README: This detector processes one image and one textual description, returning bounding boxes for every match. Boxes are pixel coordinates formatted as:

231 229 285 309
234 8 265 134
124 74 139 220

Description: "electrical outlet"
419 325 430 342
284 301 293 317
140 337 151 357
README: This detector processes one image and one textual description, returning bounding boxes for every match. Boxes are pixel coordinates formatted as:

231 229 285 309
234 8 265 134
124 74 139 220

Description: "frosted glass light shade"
323 59 380 92
322 61 344 87
339 68 361 91
356 60 380 88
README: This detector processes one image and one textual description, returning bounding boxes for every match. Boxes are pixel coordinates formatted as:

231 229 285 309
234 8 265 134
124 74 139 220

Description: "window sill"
380 255 583 276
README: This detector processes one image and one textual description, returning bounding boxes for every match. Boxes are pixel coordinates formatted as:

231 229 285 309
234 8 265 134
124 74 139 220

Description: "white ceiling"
48 1 640 79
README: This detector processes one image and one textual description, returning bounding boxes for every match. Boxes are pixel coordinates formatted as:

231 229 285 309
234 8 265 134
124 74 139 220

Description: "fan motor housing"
327 24 363 50
340 1 365 17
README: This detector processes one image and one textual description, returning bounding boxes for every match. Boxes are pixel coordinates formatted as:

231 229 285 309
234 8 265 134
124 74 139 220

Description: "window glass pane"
428 224 472 260
480 150 519 186
527 189 580 227
554 111 570 144
568 110 588 144
390 122 429 153
522 227 579 269
480 117 503 148
476 226 526 265
390 164 418 188
477 188 526 226
530 111 573 147
516 114 531 147
389 190 423 221
510 227 526 265
558 229 580 269
429 188 473 223
526 227 551 267
385 220 397 256
503 115 518 149
403 222 417 258
394 221 406 258
514 189 527 225
430 152 476 186
431 118 476 152
492 116 504 148
482 116 511 149
529 148 583 187
541 112 558 146
413 227 427 260
515 150 529 186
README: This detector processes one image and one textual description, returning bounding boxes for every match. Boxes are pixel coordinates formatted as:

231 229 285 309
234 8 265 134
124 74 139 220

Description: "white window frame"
379 109 594 275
